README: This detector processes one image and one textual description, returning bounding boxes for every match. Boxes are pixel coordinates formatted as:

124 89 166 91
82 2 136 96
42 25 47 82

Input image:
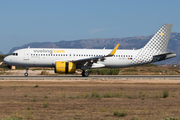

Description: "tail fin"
130 24 173 66
143 24 173 54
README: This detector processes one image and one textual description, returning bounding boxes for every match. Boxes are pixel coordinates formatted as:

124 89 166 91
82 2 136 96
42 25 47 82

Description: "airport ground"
0 77 180 120
0 65 180 120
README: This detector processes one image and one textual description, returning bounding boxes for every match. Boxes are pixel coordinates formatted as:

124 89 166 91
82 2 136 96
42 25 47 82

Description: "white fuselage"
4 48 140 68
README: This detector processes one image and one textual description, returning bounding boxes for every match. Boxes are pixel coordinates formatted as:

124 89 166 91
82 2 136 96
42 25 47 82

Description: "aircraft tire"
82 70 89 77
24 73 28 77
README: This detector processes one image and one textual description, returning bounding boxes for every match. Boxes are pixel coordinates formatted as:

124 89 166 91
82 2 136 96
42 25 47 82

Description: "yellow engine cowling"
55 61 76 74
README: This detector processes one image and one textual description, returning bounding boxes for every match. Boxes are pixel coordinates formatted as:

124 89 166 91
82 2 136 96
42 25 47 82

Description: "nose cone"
3 56 10 64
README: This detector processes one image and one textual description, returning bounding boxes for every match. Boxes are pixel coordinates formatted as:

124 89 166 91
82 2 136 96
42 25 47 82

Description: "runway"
0 75 180 80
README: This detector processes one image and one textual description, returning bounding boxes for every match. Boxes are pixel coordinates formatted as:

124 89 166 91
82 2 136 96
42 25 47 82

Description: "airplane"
3 24 176 77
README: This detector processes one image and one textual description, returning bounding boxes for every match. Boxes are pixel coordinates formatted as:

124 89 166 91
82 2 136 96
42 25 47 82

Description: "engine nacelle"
55 61 76 74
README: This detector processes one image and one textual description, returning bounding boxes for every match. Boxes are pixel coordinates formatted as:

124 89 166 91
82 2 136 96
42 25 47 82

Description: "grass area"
114 109 127 117
0 81 180 119
88 68 120 75
40 70 49 75
1 118 26 120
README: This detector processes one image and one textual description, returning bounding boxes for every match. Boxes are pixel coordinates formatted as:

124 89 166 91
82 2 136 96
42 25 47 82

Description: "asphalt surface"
0 75 180 80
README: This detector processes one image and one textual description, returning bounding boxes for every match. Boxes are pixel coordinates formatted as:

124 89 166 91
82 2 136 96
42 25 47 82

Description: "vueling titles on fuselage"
33 49 65 54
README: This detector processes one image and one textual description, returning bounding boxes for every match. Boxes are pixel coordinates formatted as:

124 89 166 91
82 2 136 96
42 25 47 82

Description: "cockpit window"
11 53 18 56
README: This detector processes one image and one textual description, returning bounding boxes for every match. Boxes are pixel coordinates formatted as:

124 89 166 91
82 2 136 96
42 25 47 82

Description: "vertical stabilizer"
142 24 173 54
130 24 173 66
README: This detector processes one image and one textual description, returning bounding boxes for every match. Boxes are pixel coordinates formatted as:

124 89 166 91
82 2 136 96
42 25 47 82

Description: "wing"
69 44 120 68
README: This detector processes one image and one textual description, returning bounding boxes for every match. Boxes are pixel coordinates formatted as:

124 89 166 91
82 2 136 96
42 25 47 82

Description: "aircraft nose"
3 56 10 64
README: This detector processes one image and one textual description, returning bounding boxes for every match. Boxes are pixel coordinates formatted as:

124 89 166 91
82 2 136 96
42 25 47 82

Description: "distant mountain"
0 51 3 55
9 32 180 64
9 36 152 52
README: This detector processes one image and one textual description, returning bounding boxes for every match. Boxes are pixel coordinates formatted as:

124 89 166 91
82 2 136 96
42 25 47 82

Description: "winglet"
108 44 120 56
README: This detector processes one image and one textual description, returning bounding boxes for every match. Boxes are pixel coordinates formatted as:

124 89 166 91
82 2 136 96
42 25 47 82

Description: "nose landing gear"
24 67 29 77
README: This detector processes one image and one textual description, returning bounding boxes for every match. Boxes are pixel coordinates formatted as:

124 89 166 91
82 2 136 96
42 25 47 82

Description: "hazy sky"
0 0 180 53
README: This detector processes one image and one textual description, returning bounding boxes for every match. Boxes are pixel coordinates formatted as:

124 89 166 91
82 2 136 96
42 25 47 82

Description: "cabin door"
24 50 29 60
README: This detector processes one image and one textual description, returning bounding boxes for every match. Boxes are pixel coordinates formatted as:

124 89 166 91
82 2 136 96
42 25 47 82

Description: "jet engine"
55 61 76 74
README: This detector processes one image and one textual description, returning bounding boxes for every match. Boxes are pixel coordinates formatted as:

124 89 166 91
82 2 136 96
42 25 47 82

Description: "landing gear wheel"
24 67 29 77
24 73 28 77
82 70 89 77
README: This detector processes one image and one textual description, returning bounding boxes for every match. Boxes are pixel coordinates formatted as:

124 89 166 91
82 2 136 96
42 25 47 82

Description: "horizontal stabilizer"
153 52 176 57
153 52 176 62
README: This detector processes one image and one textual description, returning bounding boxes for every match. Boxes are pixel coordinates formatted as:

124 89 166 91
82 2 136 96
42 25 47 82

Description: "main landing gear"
24 67 29 77
82 70 89 77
